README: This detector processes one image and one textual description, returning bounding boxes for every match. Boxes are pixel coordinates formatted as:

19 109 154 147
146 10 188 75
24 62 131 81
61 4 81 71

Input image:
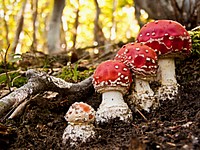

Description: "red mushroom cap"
136 20 192 57
115 42 158 78
65 102 95 124
93 60 132 94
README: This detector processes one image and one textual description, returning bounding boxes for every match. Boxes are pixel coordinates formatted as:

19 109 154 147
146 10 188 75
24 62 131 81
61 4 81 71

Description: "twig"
3 45 11 92
136 108 148 121
0 69 94 118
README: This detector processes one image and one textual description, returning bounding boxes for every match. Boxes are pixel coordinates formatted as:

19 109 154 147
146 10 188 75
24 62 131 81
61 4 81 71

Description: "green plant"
189 30 200 56
57 63 94 82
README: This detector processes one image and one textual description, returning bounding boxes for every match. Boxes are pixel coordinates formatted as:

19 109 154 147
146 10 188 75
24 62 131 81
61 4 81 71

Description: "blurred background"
0 0 199 60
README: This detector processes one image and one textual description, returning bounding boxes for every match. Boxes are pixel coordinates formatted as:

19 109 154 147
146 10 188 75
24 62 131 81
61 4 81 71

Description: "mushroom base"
130 92 159 112
95 105 133 125
96 91 132 125
62 124 95 147
157 84 179 101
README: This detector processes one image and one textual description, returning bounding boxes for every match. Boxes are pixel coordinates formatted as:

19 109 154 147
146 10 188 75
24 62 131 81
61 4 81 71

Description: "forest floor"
0 50 200 150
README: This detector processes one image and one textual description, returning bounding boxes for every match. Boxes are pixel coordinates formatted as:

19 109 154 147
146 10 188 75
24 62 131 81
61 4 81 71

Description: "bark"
47 0 65 54
2 0 9 45
134 0 200 29
110 0 117 41
30 0 38 51
93 0 105 46
11 0 27 54
72 0 80 49
60 18 67 51
0 69 94 117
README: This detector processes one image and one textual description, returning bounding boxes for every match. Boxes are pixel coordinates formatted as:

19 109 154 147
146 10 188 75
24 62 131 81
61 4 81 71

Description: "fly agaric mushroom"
136 20 192 101
62 102 96 146
115 42 158 112
93 60 133 125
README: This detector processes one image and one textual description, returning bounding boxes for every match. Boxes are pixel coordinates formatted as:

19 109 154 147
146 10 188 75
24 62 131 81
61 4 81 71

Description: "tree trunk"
47 0 65 54
110 0 117 41
11 0 27 54
94 0 106 47
72 8 79 49
2 0 9 46
30 0 38 51
134 0 200 29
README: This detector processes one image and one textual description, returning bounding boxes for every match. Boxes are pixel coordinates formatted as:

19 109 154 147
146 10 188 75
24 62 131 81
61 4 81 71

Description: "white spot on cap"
146 57 151 61
155 20 158 24
152 32 155 36
123 68 128 71
128 56 132 60
136 47 140 51
145 49 149 53
124 76 129 80
139 54 145 57
115 65 119 69
147 33 150 36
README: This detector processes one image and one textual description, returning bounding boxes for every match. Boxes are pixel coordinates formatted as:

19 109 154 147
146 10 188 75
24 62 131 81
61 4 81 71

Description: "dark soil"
0 54 200 150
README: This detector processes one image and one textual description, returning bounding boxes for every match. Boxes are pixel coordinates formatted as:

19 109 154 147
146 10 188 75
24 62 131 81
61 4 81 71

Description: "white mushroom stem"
135 78 154 95
133 78 156 112
102 91 126 107
157 58 177 85
96 90 132 124
157 58 179 101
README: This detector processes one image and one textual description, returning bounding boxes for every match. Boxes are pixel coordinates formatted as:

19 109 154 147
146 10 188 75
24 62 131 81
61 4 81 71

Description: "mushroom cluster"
62 102 96 146
115 42 158 111
62 19 192 147
93 60 133 125
136 20 192 101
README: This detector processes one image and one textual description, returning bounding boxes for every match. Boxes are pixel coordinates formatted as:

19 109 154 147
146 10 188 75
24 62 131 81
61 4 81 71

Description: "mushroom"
115 42 158 112
62 102 96 146
93 60 133 125
136 20 192 100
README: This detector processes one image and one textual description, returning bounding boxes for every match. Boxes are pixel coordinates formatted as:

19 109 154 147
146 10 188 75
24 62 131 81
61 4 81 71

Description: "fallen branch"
0 69 94 118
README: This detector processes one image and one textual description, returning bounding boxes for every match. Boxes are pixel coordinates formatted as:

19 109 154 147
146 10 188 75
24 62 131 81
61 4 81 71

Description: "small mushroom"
93 60 133 125
62 102 96 146
136 20 192 100
115 42 158 112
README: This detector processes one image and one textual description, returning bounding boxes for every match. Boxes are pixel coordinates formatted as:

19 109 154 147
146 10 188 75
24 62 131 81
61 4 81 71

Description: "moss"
189 30 200 56
0 72 27 88
57 63 94 82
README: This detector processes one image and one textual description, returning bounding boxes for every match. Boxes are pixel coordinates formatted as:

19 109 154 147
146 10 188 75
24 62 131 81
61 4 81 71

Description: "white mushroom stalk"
133 77 157 112
156 58 179 100
62 102 96 147
136 20 192 101
93 60 133 125
115 43 159 112
96 91 132 124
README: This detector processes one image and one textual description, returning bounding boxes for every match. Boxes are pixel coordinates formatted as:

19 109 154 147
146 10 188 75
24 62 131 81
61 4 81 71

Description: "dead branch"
0 69 94 117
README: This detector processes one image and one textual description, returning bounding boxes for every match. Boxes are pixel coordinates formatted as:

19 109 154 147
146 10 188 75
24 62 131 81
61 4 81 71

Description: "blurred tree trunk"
60 18 67 51
134 0 200 30
94 0 106 47
30 0 38 51
110 0 117 41
72 1 80 49
11 0 27 54
2 0 9 46
47 0 65 54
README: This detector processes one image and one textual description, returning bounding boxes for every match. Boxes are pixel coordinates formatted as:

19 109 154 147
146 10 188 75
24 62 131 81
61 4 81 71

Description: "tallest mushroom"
136 20 192 100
